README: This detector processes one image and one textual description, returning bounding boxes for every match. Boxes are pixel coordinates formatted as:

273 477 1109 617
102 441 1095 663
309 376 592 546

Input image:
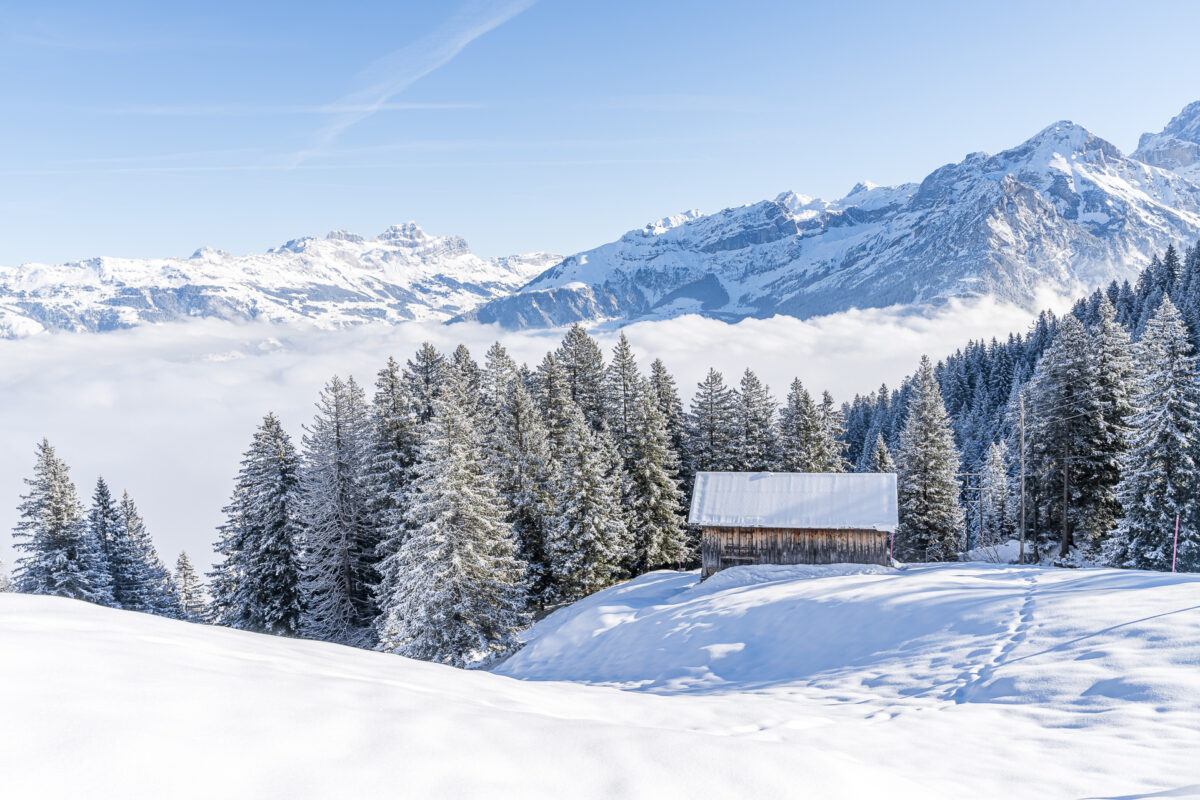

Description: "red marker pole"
1173 514 1180 573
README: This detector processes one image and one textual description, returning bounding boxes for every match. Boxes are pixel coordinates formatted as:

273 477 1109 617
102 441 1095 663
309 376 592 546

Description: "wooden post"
1173 514 1180 573
1019 394 1026 566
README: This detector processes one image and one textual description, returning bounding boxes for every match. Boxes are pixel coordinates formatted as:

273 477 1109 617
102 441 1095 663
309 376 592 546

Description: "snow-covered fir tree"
623 379 686 574
555 324 609 430
817 391 850 472
866 433 895 474
375 391 527 667
1106 297 1200 571
484 378 559 608
405 342 448 424
532 352 576 456
0 559 12 592
686 368 737 474
730 369 779 471
210 413 305 635
174 551 210 623
548 404 628 602
605 333 643 462
979 441 1013 547
648 358 687 459
299 376 378 646
1087 297 1137 548
363 358 422 622
895 357 964 562
12 439 113 604
1025 315 1108 558
109 491 180 617
778 379 826 472
86 477 121 605
448 344 482 414
480 341 519 414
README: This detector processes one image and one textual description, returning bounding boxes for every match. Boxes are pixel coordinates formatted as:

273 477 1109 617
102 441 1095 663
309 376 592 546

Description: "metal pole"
1019 394 1026 566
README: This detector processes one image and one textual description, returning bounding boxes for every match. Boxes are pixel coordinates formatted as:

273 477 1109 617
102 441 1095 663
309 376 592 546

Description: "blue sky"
2 0 1198 265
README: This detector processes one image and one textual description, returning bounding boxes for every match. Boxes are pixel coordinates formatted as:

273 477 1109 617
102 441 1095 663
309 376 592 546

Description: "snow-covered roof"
688 472 898 532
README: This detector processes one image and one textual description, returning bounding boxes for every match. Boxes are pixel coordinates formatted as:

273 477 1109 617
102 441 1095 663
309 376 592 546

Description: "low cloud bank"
0 294 1065 570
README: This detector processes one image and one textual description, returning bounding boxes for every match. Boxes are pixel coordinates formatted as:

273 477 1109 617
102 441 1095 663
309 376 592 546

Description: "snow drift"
4 563 1200 798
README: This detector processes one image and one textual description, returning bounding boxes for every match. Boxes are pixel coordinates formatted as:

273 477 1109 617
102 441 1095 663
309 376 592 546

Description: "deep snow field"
3 563 1200 799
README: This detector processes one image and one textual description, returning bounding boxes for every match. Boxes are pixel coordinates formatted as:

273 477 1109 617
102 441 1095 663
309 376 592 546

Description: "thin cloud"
0 157 702 178
295 0 536 164
89 102 486 117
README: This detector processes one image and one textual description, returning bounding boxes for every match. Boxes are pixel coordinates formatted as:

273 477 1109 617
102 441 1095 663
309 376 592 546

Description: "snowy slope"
465 117 1200 328
1134 100 1200 183
0 223 559 338
4 563 1200 798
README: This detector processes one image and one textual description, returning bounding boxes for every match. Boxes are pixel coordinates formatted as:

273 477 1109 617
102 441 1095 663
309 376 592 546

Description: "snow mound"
0 592 921 799
5 564 1200 798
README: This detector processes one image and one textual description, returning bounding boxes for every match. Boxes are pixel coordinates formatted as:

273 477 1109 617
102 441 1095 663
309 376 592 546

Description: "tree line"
8 241 1200 666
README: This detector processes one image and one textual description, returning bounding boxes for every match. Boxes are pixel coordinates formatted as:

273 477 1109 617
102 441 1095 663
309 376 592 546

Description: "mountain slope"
0 223 559 337
463 119 1200 328
1133 100 1200 182
4 563 1200 798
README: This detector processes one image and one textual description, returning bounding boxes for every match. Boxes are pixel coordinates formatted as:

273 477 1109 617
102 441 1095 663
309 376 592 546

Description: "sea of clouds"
0 293 1064 572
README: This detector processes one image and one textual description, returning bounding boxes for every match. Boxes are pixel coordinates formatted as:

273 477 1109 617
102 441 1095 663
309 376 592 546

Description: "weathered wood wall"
700 527 890 579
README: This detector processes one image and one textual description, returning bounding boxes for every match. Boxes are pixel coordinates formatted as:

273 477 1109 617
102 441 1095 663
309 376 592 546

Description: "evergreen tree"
686 368 737 474
730 369 779 471
532 352 575 456
405 342 448 423
817 391 850 472
299 376 378 646
375 392 527 667
979 441 1013 547
779 379 826 472
623 380 686 574
1087 297 1136 548
1026 315 1108 557
1107 298 1200 571
210 413 305 636
548 405 627 601
894 357 964 562
480 342 519 414
363 358 422 621
448 344 482 413
0 560 12 592
12 439 113 604
866 433 895 474
605 333 643 462
86 477 121 605
174 551 210 622
555 324 609 429
109 491 180 617
648 358 686 458
485 379 558 608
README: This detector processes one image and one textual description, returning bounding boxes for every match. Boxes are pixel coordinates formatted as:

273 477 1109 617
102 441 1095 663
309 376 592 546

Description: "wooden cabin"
689 472 898 579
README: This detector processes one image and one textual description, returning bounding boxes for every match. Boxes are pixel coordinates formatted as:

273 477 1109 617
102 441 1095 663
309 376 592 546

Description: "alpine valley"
6 101 1200 337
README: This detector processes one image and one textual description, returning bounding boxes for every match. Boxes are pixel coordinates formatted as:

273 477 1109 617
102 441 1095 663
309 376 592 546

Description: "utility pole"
1019 393 1026 566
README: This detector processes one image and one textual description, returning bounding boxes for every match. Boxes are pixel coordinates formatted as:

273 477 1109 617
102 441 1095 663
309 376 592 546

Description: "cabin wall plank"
699 526 891 579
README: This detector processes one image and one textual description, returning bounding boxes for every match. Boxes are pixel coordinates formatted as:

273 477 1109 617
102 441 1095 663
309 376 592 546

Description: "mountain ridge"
461 114 1200 328
5 102 1200 337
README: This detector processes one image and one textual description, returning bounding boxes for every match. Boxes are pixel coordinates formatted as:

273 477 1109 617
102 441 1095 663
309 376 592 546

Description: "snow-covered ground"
4 563 1200 798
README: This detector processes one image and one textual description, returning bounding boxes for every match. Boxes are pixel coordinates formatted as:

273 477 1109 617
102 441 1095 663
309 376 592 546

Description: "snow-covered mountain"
1133 100 1200 182
9 102 1200 337
464 113 1200 328
0 222 559 337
